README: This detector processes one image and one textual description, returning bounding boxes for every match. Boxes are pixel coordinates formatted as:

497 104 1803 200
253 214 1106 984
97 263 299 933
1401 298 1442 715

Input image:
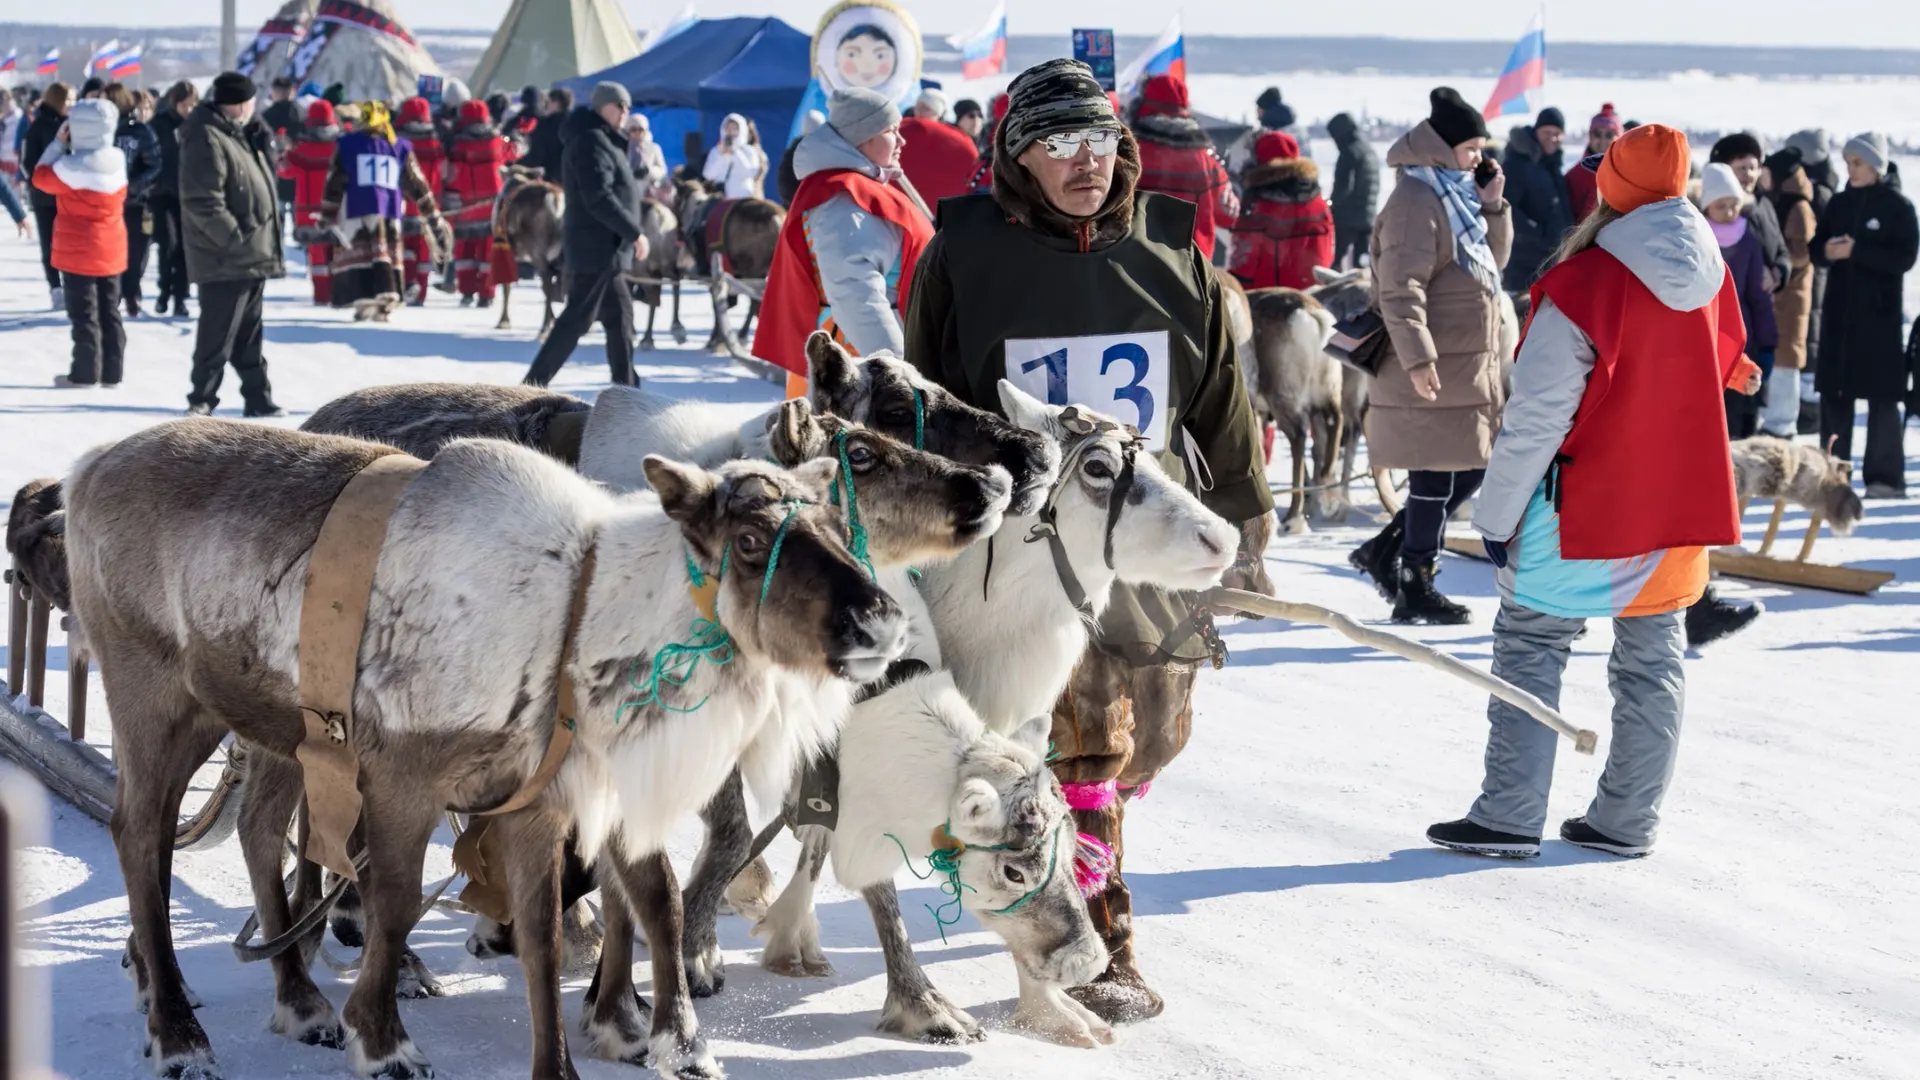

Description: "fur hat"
1536 106 1566 132
1700 163 1745 209
1710 131 1765 165
1427 87 1488 148
66 98 118 152
1589 103 1622 135
458 99 489 127
590 81 631 115
210 71 256 107
306 99 337 128
1255 131 1300 163
827 87 900 147
1002 58 1121 159
399 96 432 125
1844 132 1890 175
1138 74 1190 118
1598 123 1692 213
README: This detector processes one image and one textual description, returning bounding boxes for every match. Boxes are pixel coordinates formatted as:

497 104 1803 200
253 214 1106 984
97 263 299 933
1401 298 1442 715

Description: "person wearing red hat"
1127 73 1237 260
898 93 980 206
1427 124 1760 861
284 99 342 305
1565 103 1623 222
444 98 513 308
395 95 448 305
1227 131 1333 290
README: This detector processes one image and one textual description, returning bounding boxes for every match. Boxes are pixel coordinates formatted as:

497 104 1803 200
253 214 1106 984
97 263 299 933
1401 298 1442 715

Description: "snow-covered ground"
3 216 1917 1080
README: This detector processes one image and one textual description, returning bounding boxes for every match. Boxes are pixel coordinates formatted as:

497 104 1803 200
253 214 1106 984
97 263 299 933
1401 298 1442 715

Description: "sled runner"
1705 497 1895 596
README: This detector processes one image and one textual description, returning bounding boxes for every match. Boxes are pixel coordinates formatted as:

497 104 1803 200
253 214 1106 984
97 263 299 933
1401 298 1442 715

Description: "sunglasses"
1039 128 1122 160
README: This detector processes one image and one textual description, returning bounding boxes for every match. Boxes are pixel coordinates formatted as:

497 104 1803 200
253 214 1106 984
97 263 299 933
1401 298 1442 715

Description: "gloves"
1483 538 1510 569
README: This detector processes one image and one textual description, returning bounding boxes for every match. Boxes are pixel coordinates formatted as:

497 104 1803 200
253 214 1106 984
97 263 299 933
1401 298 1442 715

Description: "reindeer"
1731 435 1865 541
670 177 784 355
63 420 911 1080
1243 286 1344 533
633 197 689 351
492 167 565 340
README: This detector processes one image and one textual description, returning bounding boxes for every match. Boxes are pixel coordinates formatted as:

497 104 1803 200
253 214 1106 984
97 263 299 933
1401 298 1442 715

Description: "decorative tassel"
1072 831 1115 898
1061 778 1118 811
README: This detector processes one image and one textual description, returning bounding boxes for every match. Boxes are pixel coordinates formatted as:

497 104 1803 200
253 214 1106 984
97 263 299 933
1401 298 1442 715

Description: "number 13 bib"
1004 332 1172 451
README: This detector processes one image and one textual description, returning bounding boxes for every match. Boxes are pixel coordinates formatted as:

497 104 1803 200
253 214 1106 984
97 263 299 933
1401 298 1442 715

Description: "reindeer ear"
787 456 841 501
951 777 1008 844
1311 265 1342 285
806 333 858 397
643 456 717 523
997 379 1056 434
768 399 822 465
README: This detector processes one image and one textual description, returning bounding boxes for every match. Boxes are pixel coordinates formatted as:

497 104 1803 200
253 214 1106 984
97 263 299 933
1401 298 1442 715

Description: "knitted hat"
954 98 983 121
1255 86 1295 131
1784 129 1830 166
485 91 510 121
1700 163 1745 209
306 100 336 127
1589 103 1622 135
1709 131 1764 165
916 87 949 118
1536 106 1566 131
520 86 541 110
1138 74 1190 118
399 96 432 125
210 71 256 107
1255 131 1301 163
441 78 472 109
458 99 489 126
80 77 104 99
66 98 117 152
1256 86 1283 111
1843 132 1890 175
1002 58 1121 159
827 87 900 147
1597 123 1691 213
590 81 631 114
1427 87 1488 148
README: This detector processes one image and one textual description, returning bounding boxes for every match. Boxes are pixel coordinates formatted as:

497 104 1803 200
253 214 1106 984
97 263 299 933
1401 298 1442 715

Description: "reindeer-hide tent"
469 0 641 96
277 0 439 106
559 16 811 174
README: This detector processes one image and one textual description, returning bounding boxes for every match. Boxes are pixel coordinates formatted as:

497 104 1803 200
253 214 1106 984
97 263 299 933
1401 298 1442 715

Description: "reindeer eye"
1003 865 1026 885
846 444 877 470
734 530 766 557
1084 457 1115 481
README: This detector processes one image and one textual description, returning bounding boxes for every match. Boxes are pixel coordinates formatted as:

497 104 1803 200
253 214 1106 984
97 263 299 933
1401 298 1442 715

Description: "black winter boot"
1349 513 1405 600
1392 558 1472 625
1685 586 1762 648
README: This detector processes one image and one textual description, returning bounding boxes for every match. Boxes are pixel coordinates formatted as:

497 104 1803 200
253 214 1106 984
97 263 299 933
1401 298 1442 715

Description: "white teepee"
469 0 641 95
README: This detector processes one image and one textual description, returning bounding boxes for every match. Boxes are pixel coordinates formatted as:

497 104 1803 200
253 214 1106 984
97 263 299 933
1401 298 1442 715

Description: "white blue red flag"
36 48 58 77
1117 15 1185 98
108 43 143 79
0 50 15 73
951 2 1008 81
85 40 120 79
1483 12 1546 120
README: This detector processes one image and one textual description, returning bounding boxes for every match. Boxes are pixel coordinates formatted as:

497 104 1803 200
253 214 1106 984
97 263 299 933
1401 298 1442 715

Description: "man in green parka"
905 58 1274 1024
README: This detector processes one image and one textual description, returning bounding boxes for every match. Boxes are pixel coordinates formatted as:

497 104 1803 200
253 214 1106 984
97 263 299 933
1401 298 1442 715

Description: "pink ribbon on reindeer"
1060 779 1118 811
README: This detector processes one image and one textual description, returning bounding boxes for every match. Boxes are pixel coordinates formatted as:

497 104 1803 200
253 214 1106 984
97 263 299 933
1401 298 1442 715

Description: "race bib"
355 154 400 191
1003 332 1171 451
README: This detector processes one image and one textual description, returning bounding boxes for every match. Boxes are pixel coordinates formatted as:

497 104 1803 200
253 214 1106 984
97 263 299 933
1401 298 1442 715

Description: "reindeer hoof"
396 950 445 999
1280 515 1311 536
272 994 344 1049
157 1054 222 1080
348 1032 434 1080
648 1033 722 1080
879 991 984 1045
686 947 725 998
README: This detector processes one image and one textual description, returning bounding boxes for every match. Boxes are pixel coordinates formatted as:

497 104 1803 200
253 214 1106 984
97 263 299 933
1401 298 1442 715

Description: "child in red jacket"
33 98 127 387
1228 132 1334 290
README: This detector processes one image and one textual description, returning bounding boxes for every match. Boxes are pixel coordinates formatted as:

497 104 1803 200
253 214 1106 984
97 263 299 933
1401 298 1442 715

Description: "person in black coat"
1499 107 1571 293
19 82 71 303
1812 134 1918 497
148 81 198 317
523 84 643 388
1327 111 1378 269
107 85 163 318
519 87 572 183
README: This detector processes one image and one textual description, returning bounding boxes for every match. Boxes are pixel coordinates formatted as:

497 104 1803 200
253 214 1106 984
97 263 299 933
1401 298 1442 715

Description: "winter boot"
1684 586 1761 648
1426 818 1540 858
1064 806 1165 1025
1348 514 1405 600
1560 816 1650 858
1392 558 1471 625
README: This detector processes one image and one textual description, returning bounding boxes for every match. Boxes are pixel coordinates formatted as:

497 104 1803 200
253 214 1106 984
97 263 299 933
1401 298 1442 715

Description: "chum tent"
470 0 641 95
560 16 811 174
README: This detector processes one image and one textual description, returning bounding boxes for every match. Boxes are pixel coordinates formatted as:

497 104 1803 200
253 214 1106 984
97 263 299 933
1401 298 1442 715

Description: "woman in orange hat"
1426 124 1760 861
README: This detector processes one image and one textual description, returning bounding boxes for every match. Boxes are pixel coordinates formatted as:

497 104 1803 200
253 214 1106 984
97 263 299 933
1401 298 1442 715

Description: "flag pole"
221 0 238 71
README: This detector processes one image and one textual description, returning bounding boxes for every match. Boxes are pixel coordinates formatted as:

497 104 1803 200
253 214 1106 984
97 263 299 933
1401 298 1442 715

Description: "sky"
5 0 1912 48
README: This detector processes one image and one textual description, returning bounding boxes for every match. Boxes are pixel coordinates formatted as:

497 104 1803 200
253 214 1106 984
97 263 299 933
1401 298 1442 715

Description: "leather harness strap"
296 453 428 882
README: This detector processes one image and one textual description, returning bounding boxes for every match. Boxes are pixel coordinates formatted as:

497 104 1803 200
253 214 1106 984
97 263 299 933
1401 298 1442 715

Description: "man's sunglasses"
1040 128 1122 160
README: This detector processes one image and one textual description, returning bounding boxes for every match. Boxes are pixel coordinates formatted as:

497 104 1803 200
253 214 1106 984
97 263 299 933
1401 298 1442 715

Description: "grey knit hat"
1843 131 1890 175
1001 58 1121 159
590 81 631 114
1784 129 1830 167
827 87 899 147
66 99 118 153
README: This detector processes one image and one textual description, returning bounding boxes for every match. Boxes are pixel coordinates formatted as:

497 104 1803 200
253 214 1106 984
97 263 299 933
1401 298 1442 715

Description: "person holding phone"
702 113 766 200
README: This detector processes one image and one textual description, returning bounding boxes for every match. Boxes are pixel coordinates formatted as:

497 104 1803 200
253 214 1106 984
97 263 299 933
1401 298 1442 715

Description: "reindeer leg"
641 295 658 352
682 771 749 997
579 870 652 1067
670 280 687 345
496 281 512 330
497 809 579 1080
754 826 831 978
238 755 341 1049
1011 964 1114 1049
618 851 720 1079
864 881 983 1044
340 781 439 1080
1282 416 1311 535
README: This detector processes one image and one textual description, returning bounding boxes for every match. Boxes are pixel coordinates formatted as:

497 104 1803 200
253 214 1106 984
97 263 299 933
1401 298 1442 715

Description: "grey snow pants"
1467 597 1686 846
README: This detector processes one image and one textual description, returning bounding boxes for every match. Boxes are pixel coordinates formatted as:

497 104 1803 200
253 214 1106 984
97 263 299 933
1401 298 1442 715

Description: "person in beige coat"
1761 148 1818 437
1350 87 1512 624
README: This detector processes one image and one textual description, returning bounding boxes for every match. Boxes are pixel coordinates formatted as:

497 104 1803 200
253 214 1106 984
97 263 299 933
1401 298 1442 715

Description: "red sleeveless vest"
756 168 933 376
1526 247 1746 560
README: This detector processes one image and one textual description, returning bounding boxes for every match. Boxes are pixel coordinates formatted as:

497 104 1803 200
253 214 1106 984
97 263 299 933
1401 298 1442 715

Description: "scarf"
359 101 396 145
1708 215 1748 247
1403 165 1501 296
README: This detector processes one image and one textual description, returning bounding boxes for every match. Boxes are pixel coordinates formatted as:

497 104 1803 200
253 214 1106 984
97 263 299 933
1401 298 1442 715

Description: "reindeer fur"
1244 286 1343 532
1731 437 1863 535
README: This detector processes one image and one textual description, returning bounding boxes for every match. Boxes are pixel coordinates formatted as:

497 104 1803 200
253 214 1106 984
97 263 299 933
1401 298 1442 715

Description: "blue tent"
562 17 812 175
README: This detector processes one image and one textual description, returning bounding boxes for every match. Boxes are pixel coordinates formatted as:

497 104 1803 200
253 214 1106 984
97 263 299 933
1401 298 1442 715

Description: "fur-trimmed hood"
301 124 342 143
991 128 1143 248
1129 110 1212 150
1243 157 1321 203
398 120 438 143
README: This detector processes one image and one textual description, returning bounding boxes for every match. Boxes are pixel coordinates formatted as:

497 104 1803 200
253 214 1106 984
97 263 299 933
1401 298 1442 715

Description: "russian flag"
951 2 1008 81
108 43 143 79
37 48 58 77
1 50 16 74
1483 12 1545 120
84 39 120 79
1117 16 1185 98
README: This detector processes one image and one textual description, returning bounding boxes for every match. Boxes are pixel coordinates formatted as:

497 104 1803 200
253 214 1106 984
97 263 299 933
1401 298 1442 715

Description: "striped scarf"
1403 165 1501 296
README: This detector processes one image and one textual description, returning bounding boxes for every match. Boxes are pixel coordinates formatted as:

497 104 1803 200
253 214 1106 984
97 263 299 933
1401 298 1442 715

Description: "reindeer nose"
1195 526 1227 558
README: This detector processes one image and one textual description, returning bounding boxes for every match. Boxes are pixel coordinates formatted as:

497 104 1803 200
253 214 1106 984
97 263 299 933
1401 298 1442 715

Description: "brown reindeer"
1243 285 1345 533
492 167 565 341
671 177 784 357
632 197 691 351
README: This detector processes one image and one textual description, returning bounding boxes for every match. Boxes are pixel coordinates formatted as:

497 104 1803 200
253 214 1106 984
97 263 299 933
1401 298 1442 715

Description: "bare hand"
1409 363 1442 402
1764 267 1779 293
1744 369 1764 395
15 218 30 237
1477 162 1505 206
1826 235 1855 261
56 122 70 145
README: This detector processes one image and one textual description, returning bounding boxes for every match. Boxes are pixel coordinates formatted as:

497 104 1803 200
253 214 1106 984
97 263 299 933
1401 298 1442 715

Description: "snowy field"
3 210 1918 1080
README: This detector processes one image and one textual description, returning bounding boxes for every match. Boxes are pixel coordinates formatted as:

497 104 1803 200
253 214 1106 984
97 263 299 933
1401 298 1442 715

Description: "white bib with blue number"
354 154 401 191
1003 331 1171 451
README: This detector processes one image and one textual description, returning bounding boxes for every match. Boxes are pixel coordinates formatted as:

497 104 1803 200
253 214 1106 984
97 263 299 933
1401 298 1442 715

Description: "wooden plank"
1444 533 1490 561
1709 549 1895 595
0 692 114 826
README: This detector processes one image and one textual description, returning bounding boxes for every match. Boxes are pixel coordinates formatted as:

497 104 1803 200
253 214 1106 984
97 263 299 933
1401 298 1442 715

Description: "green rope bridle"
881 820 1066 942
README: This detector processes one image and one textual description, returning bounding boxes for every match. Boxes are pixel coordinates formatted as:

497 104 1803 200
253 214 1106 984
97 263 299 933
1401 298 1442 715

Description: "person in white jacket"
701 112 765 199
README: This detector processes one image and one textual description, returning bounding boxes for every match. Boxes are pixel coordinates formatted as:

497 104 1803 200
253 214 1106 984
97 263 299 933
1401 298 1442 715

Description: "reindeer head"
997 382 1239 594
946 715 1106 988
805 333 1060 518
1818 448 1864 537
1308 265 1375 324
761 398 1014 566
644 457 907 684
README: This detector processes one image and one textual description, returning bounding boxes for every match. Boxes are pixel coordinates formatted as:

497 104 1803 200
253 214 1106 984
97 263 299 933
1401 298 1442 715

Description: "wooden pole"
1758 499 1786 557
221 0 238 71
1795 512 1824 563
1204 587 1599 755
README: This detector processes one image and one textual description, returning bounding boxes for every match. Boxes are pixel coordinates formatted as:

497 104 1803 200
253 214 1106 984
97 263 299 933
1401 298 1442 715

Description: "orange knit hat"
1597 123 1691 213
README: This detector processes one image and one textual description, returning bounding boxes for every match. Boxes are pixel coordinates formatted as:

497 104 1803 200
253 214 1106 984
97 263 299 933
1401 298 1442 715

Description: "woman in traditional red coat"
284 100 341 304
1227 132 1333 290
443 99 510 307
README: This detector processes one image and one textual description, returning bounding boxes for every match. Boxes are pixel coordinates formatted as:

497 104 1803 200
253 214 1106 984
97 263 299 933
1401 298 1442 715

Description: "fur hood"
398 120 438 143
1129 111 1212 150
300 124 342 143
1243 157 1321 203
454 122 497 142
990 129 1143 248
